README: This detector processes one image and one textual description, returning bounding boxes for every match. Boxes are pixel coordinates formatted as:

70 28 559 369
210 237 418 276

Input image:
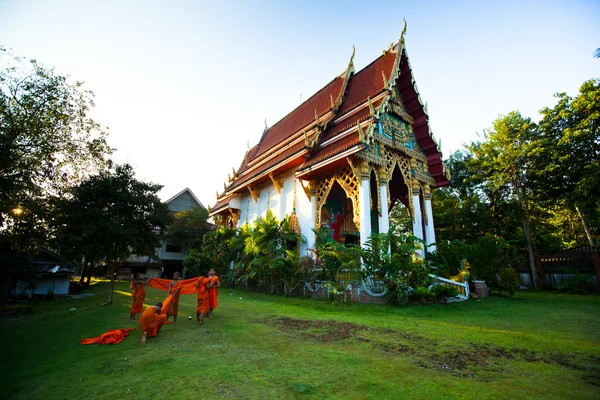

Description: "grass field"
1 281 599 399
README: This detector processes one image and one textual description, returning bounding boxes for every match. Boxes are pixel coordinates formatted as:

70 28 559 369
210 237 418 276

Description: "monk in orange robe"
165 271 183 324
139 302 167 344
208 268 220 319
129 273 150 321
195 270 210 325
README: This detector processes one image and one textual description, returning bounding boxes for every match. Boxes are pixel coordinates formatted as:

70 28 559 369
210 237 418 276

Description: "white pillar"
359 177 372 248
306 193 317 252
378 183 390 235
424 190 436 253
411 182 425 258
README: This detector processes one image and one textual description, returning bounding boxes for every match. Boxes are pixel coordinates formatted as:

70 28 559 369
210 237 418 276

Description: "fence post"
535 255 544 289
592 250 600 288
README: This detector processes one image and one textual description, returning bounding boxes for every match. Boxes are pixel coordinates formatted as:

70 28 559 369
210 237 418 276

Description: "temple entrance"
320 181 359 246
388 164 411 235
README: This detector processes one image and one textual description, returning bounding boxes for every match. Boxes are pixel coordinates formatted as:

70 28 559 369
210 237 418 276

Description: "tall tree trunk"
575 205 595 247
107 264 115 304
521 218 539 290
518 182 539 290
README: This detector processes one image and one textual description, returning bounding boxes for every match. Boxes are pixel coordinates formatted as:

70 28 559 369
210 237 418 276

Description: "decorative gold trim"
314 166 361 230
269 173 283 194
299 179 312 200
247 185 259 203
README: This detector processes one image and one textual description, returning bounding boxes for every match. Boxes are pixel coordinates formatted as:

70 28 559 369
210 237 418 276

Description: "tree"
0 47 111 285
52 164 171 304
168 206 211 251
468 112 541 289
534 79 600 246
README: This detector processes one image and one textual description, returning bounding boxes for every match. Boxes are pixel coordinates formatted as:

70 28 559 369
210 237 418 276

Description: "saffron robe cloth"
208 275 219 309
147 277 199 295
196 277 210 314
139 305 167 338
130 280 146 314
80 328 135 345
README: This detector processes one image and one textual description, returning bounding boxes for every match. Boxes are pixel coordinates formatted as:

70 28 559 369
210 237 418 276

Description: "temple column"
306 182 317 253
423 185 436 253
378 170 390 235
359 165 372 248
411 179 425 258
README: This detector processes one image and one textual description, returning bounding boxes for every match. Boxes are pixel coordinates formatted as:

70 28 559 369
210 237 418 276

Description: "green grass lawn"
1 282 599 399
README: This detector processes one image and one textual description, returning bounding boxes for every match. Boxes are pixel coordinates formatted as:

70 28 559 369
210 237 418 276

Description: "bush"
431 284 459 298
410 286 434 303
386 278 409 306
558 274 593 294
498 267 519 296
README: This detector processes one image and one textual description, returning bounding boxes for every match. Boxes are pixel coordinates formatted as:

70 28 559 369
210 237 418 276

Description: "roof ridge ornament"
399 18 407 48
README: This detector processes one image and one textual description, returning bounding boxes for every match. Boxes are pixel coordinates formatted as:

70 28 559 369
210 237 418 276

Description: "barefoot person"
195 270 210 325
139 302 167 344
166 271 182 324
207 268 220 319
129 273 150 321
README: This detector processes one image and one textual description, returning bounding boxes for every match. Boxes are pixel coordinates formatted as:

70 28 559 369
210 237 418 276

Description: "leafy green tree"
52 164 171 304
0 47 111 288
468 112 541 289
168 206 211 251
534 79 600 246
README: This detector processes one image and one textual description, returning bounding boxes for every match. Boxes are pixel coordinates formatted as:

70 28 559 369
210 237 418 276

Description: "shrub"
431 284 459 298
557 274 593 294
410 286 434 302
386 278 410 306
498 267 519 296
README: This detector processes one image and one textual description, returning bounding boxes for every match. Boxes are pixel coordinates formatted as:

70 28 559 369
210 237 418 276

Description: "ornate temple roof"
212 30 448 213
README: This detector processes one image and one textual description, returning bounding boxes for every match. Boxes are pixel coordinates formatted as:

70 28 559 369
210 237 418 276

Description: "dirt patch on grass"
268 317 364 342
265 317 599 386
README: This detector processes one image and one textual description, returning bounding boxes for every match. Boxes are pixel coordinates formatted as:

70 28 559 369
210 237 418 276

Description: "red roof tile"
219 44 448 205
249 76 345 162
337 51 396 115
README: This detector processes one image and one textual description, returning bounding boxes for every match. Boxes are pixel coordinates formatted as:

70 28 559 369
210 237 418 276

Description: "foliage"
557 273 594 294
497 267 520 296
183 249 214 277
235 211 305 294
431 284 459 298
168 206 211 251
429 236 518 284
468 111 540 289
52 164 171 303
386 278 410 306
533 79 600 246
0 48 111 292
358 232 430 305
410 286 434 302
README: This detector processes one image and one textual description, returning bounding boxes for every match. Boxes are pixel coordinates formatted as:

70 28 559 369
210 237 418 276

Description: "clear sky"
1 0 598 206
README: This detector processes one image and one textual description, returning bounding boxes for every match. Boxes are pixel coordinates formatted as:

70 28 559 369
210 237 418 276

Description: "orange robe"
139 305 167 338
196 277 210 314
208 275 219 310
130 280 146 314
165 280 183 317
81 328 135 345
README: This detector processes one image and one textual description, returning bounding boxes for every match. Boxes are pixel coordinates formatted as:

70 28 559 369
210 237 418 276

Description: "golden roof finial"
399 18 407 46
368 96 375 116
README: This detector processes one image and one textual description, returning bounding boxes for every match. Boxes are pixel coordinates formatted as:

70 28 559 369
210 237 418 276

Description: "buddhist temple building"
210 24 449 257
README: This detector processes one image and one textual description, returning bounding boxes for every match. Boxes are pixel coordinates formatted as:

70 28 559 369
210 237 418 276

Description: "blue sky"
1 0 598 205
